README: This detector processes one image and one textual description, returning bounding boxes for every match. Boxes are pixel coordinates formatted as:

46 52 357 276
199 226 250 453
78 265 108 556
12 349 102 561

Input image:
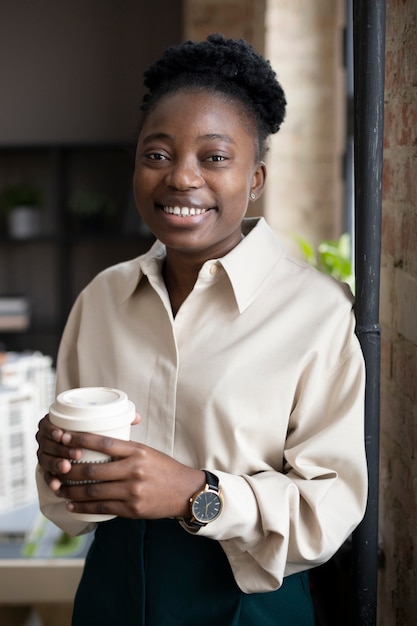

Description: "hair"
140 33 286 160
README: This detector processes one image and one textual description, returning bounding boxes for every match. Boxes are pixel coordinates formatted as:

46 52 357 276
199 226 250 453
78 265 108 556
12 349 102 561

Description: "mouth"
160 205 213 217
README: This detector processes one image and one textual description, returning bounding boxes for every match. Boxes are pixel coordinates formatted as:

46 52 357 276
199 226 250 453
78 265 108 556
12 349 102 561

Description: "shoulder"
234 219 354 322
77 257 143 309
251 219 354 311
282 253 353 305
277 255 356 343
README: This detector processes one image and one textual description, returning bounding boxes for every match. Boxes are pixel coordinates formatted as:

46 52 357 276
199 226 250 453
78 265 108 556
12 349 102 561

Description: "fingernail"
69 448 82 460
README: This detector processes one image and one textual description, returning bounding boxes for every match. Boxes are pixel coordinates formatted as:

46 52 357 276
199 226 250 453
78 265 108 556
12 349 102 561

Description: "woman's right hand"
36 412 142 494
36 415 83 493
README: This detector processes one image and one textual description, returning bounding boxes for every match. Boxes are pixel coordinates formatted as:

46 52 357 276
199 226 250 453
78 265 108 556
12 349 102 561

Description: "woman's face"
133 89 266 263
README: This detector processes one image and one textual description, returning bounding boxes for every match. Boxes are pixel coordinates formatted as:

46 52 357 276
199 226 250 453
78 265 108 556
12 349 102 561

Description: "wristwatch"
185 470 223 529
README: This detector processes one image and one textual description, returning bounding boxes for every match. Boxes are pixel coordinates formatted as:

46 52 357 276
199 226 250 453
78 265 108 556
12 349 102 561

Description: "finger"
59 479 133 503
65 498 131 519
44 471 64 493
36 433 83 472
38 450 74 476
37 414 67 442
62 480 147 519
60 431 138 459
58 454 139 485
37 433 82 460
37 414 53 432
132 412 141 425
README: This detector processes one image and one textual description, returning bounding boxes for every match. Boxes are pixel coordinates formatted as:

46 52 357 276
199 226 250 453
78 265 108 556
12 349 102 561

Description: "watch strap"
202 469 219 492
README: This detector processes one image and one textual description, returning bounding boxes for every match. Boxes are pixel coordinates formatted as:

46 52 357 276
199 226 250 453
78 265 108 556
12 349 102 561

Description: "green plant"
295 232 355 293
0 183 42 213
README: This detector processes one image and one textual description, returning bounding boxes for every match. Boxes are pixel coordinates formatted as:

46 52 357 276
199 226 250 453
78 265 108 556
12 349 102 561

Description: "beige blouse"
37 217 368 593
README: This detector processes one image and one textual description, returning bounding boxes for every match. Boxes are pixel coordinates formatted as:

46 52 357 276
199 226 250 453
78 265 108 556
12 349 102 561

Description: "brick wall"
379 0 417 624
184 0 266 52
264 0 346 255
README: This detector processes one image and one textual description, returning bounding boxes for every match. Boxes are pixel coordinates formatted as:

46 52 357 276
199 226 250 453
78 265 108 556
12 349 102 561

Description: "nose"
165 157 203 190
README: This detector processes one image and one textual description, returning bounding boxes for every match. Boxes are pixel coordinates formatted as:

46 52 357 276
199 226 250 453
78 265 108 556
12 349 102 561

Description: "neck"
162 253 202 316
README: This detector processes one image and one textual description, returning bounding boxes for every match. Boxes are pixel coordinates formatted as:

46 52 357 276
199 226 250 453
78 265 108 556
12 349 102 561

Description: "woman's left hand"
52 431 205 520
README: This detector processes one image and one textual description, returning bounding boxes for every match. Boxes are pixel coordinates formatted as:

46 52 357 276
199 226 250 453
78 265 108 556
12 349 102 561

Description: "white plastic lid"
49 387 135 432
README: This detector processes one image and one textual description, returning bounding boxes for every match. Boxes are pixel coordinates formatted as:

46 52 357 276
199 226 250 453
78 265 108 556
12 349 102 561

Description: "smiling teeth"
163 206 207 216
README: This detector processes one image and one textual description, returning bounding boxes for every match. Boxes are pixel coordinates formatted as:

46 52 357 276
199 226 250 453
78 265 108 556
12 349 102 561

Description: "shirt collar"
218 217 285 313
123 217 286 313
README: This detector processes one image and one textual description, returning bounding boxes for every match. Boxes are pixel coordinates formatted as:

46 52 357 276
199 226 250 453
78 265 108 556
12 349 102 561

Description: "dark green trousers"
72 517 316 625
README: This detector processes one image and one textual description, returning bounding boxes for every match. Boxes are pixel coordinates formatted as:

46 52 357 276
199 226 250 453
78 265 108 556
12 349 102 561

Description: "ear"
250 161 267 201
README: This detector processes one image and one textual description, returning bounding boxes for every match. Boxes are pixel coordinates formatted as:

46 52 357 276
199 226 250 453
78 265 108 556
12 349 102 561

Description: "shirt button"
209 263 219 275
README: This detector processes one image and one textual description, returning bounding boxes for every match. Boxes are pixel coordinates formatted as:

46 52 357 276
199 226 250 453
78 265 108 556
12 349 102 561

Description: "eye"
146 152 168 161
207 155 227 162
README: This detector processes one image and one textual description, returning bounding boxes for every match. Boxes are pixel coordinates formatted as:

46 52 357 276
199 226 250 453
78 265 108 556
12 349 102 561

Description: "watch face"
192 490 222 523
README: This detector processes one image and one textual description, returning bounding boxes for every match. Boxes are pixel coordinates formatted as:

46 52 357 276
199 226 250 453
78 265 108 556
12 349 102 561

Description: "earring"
250 193 256 200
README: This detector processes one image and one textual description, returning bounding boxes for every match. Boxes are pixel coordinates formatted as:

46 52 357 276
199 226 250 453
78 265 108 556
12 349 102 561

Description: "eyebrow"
142 132 236 145
142 132 172 143
197 133 236 145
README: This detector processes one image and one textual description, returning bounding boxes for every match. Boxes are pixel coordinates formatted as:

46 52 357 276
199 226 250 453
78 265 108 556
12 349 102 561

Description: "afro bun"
141 34 286 150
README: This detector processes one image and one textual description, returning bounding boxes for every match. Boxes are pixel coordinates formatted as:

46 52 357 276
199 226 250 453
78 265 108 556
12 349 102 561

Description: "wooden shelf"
0 142 150 362
0 559 84 604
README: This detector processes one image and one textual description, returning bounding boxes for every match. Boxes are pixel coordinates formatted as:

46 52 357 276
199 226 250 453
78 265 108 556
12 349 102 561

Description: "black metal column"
352 1 386 624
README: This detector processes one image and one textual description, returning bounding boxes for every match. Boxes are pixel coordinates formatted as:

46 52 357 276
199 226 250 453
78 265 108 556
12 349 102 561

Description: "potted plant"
67 189 118 233
295 233 355 293
0 183 43 239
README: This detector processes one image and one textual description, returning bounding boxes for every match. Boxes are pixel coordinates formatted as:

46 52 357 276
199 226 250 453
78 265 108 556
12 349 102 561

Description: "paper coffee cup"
49 387 135 522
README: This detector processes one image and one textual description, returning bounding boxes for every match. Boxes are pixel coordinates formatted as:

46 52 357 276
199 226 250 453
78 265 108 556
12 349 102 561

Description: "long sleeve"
36 293 97 536
196 321 367 592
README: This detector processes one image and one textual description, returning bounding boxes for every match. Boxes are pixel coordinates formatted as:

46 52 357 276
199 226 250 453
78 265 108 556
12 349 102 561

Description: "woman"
36 34 367 625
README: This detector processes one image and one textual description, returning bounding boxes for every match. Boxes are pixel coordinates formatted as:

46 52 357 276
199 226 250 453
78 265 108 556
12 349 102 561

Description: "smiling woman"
35 34 367 626
133 89 267 288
